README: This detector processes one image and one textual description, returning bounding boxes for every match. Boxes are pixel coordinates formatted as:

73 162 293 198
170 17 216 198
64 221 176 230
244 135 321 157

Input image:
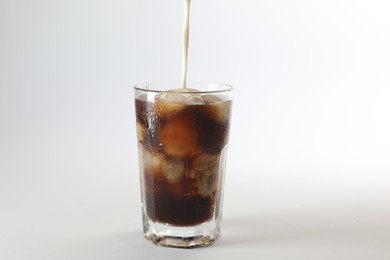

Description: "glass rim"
134 81 234 94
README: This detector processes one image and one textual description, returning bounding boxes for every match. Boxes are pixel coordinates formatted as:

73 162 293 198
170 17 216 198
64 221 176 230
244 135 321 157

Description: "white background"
1 0 390 259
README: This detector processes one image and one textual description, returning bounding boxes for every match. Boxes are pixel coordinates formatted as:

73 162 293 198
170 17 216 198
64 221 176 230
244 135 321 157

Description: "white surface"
1 0 390 259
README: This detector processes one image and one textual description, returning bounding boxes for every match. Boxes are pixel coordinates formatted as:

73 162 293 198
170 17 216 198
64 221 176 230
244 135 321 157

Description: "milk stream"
181 0 191 89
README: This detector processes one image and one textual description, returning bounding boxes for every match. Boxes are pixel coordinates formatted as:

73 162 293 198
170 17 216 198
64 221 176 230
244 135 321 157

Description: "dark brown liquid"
145 187 215 226
136 96 231 226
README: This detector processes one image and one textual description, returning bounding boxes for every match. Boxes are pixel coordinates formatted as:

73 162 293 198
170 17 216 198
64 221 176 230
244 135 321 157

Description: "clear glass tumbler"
134 81 233 248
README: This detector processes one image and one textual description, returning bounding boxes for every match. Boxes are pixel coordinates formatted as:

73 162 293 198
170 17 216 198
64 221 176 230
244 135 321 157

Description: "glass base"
143 216 221 248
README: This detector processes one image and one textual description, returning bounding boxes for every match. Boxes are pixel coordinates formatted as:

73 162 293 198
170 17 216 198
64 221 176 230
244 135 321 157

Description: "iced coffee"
134 82 233 247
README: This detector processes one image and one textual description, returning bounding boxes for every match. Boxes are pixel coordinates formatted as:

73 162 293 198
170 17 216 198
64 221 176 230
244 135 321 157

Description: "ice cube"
136 122 146 143
201 94 224 103
202 95 231 123
161 158 185 184
155 92 187 117
159 113 199 157
139 146 163 175
189 153 219 197
155 89 203 117
162 88 200 100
